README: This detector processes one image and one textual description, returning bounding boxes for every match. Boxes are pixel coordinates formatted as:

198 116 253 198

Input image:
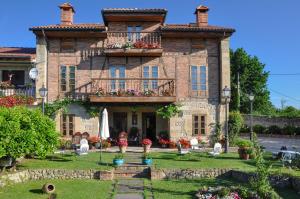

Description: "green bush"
253 125 267 134
239 125 249 134
282 125 297 136
0 106 59 159
234 138 253 148
296 127 300 135
228 111 244 143
267 125 281 135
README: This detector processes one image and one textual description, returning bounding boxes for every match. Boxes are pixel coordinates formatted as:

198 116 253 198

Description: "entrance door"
142 113 156 142
113 112 127 138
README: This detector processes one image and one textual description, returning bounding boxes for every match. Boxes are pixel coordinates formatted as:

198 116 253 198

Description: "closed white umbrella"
99 108 110 164
99 108 110 139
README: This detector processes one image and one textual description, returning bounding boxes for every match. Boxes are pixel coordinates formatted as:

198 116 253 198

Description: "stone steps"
114 169 149 179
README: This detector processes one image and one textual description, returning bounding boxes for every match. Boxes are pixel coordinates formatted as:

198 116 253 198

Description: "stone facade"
31 4 234 140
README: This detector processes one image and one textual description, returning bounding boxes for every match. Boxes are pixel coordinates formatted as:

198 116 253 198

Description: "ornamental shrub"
253 124 267 134
282 125 297 136
0 106 59 159
228 111 244 143
267 125 281 135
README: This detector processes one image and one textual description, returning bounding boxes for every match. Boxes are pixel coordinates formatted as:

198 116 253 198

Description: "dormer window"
127 26 142 42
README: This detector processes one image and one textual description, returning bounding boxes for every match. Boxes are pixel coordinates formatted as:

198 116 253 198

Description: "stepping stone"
115 193 143 199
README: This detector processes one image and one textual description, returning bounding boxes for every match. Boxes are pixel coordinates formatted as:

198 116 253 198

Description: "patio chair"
177 142 190 155
208 143 222 156
190 138 201 150
75 139 89 155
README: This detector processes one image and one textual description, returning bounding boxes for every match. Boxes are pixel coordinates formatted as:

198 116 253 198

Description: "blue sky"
1 0 300 108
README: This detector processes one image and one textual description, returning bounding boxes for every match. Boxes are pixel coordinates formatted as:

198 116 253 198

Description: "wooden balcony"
105 32 163 56
90 78 176 103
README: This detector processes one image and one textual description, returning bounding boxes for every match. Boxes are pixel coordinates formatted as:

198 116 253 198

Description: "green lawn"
17 151 300 177
146 178 299 199
18 152 116 170
151 152 300 177
0 179 112 199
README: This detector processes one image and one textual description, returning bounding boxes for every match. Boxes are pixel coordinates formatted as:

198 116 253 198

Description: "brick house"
30 3 235 142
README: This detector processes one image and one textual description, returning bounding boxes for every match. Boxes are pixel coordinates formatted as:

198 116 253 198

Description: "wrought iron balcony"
0 87 35 97
90 78 176 103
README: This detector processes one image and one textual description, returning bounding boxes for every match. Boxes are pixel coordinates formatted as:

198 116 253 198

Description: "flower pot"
142 158 153 165
0 156 15 167
238 148 246 159
42 183 56 194
143 144 151 153
242 153 250 160
113 159 124 166
119 146 127 153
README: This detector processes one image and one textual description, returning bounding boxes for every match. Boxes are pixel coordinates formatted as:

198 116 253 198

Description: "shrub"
253 124 267 134
234 138 253 148
114 153 124 160
296 127 300 136
142 152 152 159
228 111 244 143
282 125 297 136
267 125 281 134
0 106 59 159
239 125 250 134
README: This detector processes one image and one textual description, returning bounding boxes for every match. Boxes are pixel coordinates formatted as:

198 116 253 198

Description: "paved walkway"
113 152 153 199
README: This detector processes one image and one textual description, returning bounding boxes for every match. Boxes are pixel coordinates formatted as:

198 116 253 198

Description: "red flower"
179 138 191 149
118 139 128 147
142 138 152 145
0 95 34 107
159 138 169 145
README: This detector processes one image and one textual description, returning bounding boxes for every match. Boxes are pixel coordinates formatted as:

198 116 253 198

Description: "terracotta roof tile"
30 23 106 31
162 24 235 33
0 47 36 59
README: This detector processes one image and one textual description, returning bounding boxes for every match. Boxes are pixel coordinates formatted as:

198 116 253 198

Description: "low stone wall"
0 169 114 188
151 168 300 193
150 168 232 180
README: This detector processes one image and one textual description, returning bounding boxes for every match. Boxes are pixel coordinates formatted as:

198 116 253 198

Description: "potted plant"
235 138 253 160
179 138 191 149
159 138 169 148
95 88 105 96
123 41 133 49
118 139 128 153
169 141 177 149
113 153 125 166
142 138 152 153
142 152 153 165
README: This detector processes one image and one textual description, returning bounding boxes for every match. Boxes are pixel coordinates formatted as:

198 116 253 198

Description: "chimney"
195 5 209 26
59 3 75 25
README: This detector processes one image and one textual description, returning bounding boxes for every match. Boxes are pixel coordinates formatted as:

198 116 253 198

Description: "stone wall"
151 168 300 193
243 114 300 128
0 169 113 188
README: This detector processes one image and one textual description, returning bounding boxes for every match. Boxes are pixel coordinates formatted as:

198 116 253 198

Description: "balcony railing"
0 87 35 97
106 32 161 49
90 78 176 103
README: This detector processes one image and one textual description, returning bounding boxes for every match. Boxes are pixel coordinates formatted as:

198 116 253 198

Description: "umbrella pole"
99 139 102 164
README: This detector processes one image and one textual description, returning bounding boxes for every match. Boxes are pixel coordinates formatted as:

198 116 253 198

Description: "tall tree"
230 48 274 114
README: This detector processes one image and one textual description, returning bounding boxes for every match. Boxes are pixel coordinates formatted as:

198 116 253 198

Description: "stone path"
112 152 153 199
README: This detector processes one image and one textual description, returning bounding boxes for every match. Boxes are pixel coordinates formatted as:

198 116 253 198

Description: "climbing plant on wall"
156 103 181 119
42 98 102 118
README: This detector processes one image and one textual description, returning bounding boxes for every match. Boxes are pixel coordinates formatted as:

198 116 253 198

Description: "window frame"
61 114 75 137
60 65 76 93
109 65 126 91
143 66 159 90
192 114 207 135
190 65 208 97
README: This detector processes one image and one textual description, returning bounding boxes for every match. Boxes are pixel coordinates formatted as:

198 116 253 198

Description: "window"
191 65 207 96
192 115 206 135
143 66 158 90
127 26 142 42
60 66 76 92
109 66 126 90
61 114 75 136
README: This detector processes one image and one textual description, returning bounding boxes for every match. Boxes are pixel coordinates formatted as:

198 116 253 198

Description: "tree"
230 48 274 114
0 107 59 159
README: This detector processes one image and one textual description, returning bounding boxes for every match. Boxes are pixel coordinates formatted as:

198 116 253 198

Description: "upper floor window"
143 66 158 90
60 66 76 92
127 26 142 42
191 65 207 97
110 66 126 90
